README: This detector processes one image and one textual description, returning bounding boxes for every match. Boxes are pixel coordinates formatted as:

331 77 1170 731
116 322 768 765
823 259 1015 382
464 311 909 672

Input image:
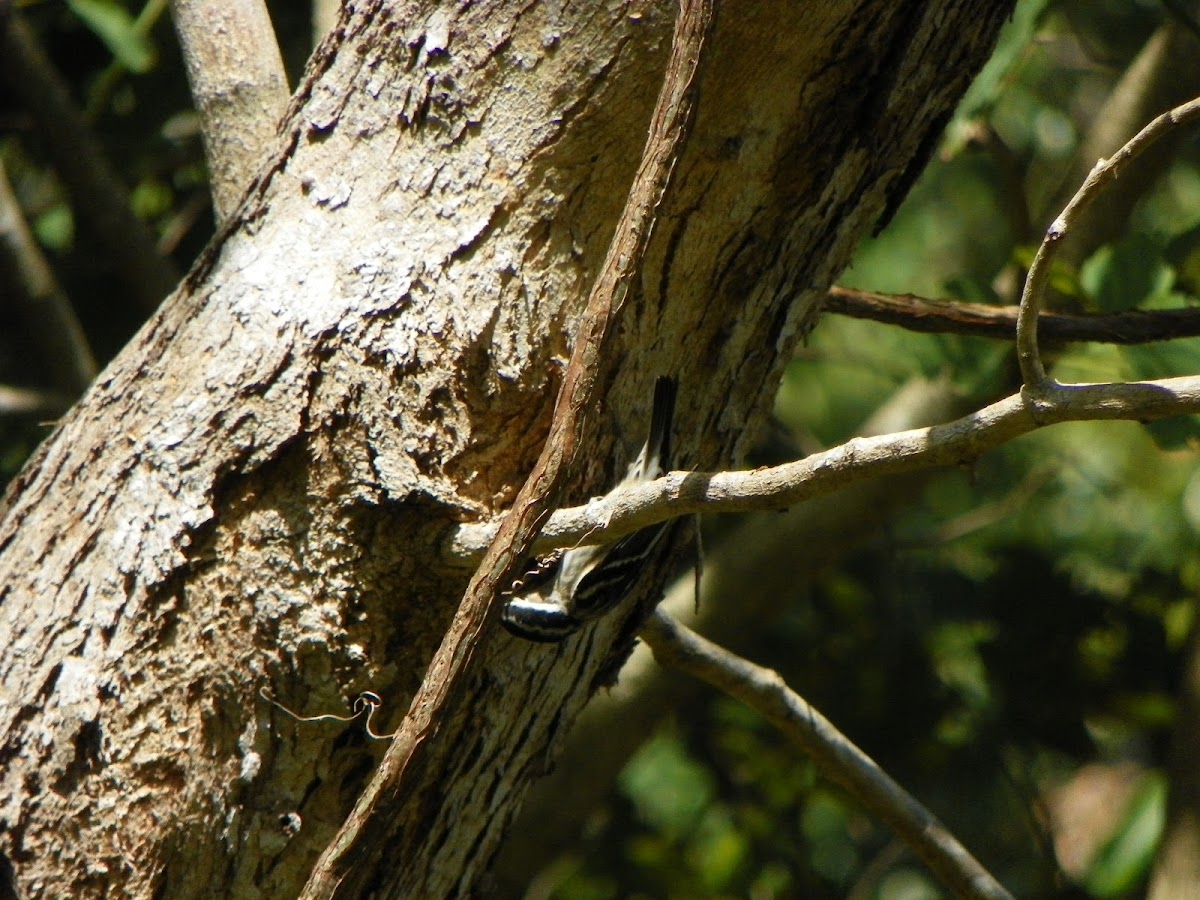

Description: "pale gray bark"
171 0 290 222
0 1 1013 896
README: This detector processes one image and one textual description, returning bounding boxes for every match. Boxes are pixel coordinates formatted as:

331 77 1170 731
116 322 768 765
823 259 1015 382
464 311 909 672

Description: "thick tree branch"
825 286 1200 345
0 3 1022 896
447 374 1200 563
639 610 1014 900
300 2 715 895
170 0 290 222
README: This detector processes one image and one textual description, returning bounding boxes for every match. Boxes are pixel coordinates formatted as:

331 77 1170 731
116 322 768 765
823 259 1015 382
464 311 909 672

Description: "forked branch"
449 94 1200 564
1016 96 1200 387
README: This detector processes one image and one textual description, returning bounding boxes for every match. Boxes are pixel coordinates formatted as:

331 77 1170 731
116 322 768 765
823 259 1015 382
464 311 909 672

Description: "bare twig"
299 2 715 896
0 384 72 418
825 286 1200 345
1045 22 1200 268
1017 96 1200 387
640 610 1014 900
170 0 290 222
451 96 1200 566
446 373 1200 564
0 8 178 313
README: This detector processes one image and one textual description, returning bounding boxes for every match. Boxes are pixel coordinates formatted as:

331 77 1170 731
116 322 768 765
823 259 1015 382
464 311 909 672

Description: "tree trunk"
0 1 1013 896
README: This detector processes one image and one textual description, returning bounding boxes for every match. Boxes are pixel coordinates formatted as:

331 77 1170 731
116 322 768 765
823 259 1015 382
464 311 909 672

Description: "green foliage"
1079 235 1175 313
66 0 156 73
953 0 1055 124
620 730 716 841
1085 772 1167 897
33 202 74 251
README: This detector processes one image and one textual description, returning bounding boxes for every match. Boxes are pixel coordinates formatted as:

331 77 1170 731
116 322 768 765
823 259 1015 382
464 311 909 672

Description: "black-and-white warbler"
501 376 677 643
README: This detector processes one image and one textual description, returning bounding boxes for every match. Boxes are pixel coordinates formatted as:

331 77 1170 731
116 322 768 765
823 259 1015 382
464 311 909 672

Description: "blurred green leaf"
1119 342 1200 448
34 204 74 251
952 0 1053 123
688 807 747 890
131 176 173 220
1165 220 1200 292
620 730 714 840
1080 236 1176 312
801 792 859 884
1014 244 1085 298
944 274 1002 305
67 0 156 73
750 862 792 898
1085 771 1166 897
879 867 942 900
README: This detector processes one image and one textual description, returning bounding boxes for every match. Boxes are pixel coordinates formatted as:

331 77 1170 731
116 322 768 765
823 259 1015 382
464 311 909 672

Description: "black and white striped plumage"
501 377 677 643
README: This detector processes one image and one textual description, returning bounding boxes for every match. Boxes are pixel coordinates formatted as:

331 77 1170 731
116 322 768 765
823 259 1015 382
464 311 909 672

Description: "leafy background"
3 1 1200 898
548 1 1200 897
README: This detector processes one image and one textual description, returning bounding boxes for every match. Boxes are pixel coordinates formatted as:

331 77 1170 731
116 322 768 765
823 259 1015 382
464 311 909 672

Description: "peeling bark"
0 1 1013 896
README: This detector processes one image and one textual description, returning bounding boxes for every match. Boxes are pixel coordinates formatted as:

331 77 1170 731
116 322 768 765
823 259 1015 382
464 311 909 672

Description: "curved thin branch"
639 610 1014 900
826 286 1200 345
1016 96 1200 387
446 374 1200 564
452 92 1200 564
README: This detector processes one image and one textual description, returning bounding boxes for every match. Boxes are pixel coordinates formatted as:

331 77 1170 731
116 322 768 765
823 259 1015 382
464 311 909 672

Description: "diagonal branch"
299 2 715 896
0 8 178 313
453 94 1200 566
639 610 1014 900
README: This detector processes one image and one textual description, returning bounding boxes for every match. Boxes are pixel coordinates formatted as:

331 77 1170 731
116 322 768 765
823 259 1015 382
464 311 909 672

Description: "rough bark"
0 1 1013 897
